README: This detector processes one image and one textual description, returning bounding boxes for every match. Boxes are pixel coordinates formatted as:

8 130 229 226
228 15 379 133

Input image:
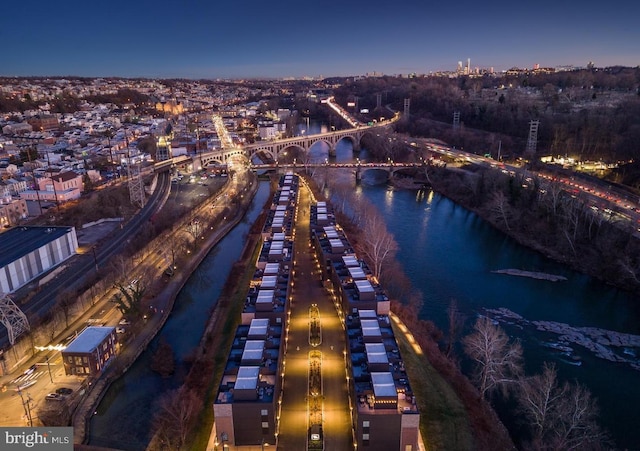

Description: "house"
0 197 28 227
21 171 83 203
62 327 117 377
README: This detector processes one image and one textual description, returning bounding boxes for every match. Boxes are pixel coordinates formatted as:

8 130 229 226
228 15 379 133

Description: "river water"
321 139 640 449
87 181 272 450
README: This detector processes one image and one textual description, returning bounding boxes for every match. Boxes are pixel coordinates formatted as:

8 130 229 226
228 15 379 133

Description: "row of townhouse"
310 201 420 451
213 173 299 448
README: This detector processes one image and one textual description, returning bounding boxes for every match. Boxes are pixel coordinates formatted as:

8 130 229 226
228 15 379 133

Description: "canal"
87 181 272 450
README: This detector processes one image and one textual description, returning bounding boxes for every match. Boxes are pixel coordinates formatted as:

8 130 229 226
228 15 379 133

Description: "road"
277 178 353 451
0 167 251 430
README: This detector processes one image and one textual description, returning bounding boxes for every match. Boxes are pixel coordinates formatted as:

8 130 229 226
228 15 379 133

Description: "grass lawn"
392 321 474 451
187 238 263 451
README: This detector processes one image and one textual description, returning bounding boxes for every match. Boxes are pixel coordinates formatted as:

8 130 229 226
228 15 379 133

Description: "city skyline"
2 0 639 79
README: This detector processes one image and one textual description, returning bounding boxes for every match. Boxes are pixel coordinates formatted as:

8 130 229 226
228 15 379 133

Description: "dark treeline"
333 68 640 163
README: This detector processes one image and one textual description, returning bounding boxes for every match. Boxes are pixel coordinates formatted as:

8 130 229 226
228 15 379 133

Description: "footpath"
73 172 258 446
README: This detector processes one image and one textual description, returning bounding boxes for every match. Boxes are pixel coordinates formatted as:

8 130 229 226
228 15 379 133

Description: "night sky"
2 0 638 79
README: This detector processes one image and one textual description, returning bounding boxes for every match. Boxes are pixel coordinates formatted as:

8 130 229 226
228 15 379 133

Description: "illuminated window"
262 422 269 428
261 409 268 416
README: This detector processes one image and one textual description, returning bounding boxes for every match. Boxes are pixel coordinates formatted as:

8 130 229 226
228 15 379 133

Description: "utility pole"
16 386 33 426
46 356 53 383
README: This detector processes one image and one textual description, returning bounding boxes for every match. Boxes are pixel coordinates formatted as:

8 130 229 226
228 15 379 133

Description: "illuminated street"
277 179 353 451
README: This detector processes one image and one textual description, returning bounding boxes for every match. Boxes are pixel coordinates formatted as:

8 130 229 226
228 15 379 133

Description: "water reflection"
361 185 640 449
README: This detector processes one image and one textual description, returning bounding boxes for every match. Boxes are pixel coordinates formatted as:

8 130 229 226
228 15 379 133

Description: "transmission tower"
453 111 460 130
0 293 30 346
127 158 145 208
526 120 540 156
403 98 410 118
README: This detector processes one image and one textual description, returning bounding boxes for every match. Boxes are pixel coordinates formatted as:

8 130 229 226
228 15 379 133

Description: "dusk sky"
2 0 638 79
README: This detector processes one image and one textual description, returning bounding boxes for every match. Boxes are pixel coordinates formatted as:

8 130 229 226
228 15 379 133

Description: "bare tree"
184 215 204 250
151 388 202 449
517 362 608 450
541 179 564 217
55 291 76 329
445 299 465 358
110 254 132 283
357 202 399 282
111 280 146 320
517 362 564 442
487 190 514 231
463 316 523 398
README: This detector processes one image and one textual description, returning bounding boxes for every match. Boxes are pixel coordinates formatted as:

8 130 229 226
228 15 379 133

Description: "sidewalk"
72 172 258 445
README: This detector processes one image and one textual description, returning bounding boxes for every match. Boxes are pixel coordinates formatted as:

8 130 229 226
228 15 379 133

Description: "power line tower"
403 98 410 118
0 293 30 346
127 156 145 208
526 120 540 157
453 111 461 130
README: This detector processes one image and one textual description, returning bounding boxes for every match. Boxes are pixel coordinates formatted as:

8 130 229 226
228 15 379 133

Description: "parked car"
118 319 130 326
55 387 73 396
46 393 62 401
116 326 126 334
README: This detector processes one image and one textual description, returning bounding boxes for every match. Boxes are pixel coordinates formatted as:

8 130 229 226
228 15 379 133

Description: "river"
318 140 640 449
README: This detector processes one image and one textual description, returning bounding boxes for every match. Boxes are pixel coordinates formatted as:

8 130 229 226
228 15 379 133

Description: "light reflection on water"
360 182 640 449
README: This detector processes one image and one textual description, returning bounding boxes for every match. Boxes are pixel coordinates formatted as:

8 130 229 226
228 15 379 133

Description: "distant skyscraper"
467 58 471 75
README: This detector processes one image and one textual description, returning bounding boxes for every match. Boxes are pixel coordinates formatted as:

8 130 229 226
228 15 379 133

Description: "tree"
463 316 523 398
151 388 202 449
356 202 399 282
184 215 204 250
150 338 175 378
445 299 465 358
55 291 76 329
82 173 95 192
487 190 514 232
517 362 608 450
111 280 145 320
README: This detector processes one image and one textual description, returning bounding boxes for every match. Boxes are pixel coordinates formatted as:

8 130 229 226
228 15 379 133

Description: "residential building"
62 327 117 376
0 197 28 227
310 201 420 450
21 171 83 203
213 318 282 447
